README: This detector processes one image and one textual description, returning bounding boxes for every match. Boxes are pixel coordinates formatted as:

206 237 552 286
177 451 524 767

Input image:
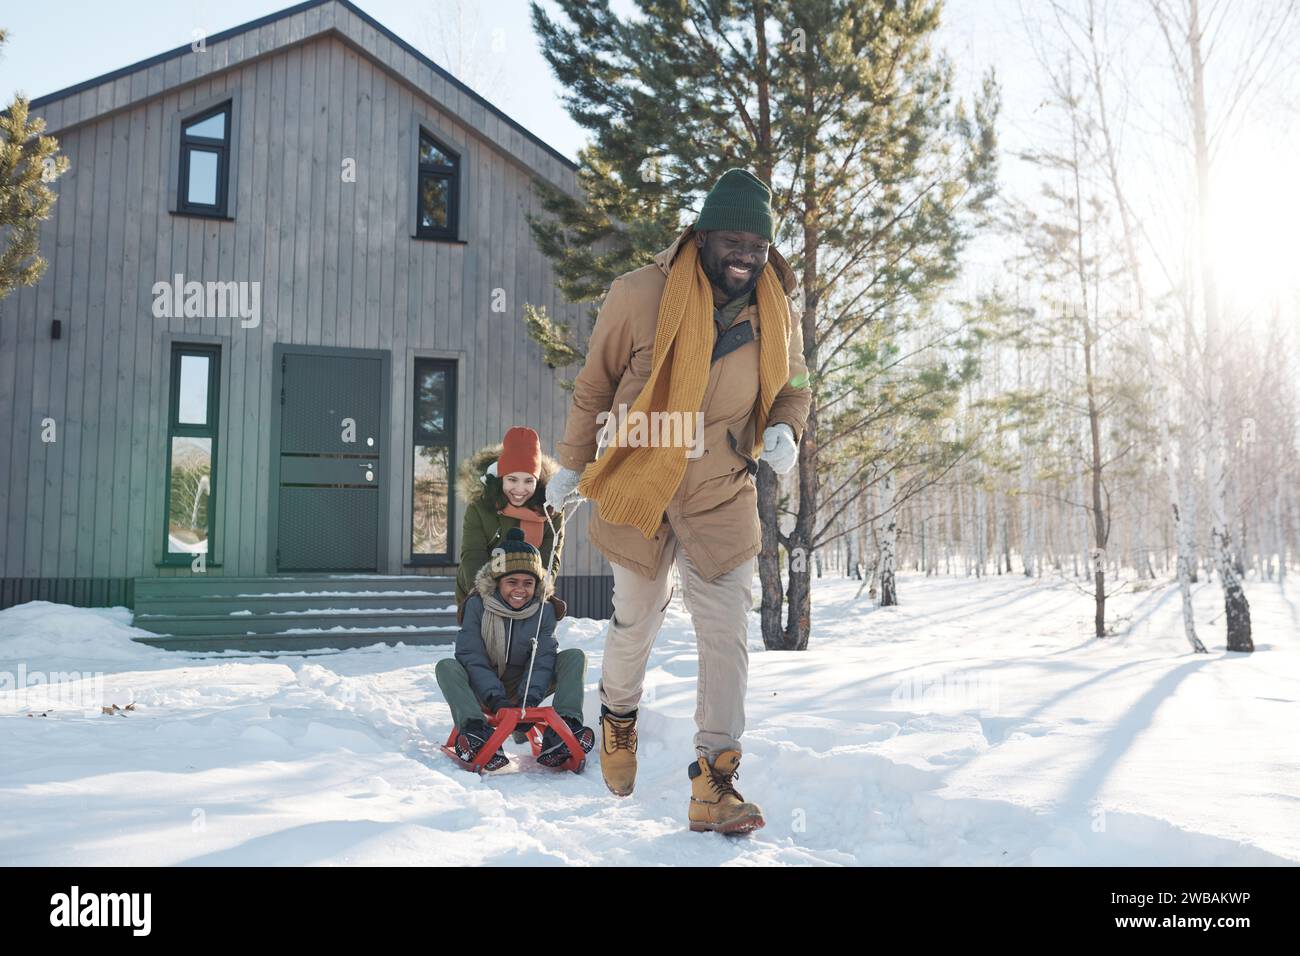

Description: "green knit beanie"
694 168 774 242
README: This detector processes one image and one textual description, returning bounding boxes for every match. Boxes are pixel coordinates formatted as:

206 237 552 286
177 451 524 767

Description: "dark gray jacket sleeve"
522 603 559 706
455 594 508 707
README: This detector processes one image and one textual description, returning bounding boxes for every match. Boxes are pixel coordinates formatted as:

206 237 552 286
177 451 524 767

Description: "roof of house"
27 0 578 185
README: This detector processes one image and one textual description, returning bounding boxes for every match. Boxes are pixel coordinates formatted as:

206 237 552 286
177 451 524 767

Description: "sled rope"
516 424 612 718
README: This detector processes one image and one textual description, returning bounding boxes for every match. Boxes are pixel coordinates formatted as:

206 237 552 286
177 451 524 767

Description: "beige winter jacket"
555 225 811 581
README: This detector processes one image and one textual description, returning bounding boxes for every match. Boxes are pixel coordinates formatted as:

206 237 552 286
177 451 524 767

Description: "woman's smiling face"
498 572 536 609
502 471 537 506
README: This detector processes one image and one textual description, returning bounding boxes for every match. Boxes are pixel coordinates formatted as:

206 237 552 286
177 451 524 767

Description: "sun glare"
1205 126 1300 323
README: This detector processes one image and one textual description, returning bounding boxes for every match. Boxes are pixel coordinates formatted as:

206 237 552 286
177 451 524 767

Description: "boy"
435 527 594 770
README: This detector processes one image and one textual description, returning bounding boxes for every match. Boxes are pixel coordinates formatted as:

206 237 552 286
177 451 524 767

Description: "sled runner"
440 705 588 774
441 487 592 776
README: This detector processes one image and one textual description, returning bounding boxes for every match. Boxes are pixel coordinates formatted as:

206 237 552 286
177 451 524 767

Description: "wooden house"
0 0 615 649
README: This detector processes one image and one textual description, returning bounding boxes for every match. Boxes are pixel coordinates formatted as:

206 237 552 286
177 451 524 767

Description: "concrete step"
133 574 455 600
134 591 457 617
131 574 463 650
133 607 459 637
133 627 459 654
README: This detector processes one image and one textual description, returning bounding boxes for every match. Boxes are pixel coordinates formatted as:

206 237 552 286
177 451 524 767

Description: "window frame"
177 101 232 219
408 357 458 564
414 129 460 241
161 344 221 566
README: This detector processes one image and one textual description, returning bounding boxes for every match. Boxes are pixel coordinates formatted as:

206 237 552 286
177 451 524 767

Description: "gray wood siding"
1 27 607 589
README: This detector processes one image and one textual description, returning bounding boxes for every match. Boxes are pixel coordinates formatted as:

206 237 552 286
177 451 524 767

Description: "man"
546 168 810 834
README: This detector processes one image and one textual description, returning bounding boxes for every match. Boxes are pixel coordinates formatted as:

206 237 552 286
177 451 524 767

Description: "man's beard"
700 247 763 301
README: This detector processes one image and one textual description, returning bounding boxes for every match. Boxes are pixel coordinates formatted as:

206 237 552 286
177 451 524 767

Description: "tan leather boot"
599 710 638 796
688 750 765 834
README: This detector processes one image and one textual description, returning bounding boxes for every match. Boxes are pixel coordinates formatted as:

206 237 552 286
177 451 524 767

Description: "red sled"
440 705 587 774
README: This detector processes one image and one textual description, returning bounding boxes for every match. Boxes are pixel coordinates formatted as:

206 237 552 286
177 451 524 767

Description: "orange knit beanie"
497 426 541 479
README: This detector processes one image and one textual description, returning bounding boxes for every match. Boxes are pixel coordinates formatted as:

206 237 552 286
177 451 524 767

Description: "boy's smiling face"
502 471 537 507
498 572 536 609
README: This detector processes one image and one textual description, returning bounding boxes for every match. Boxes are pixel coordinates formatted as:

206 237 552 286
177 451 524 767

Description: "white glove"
545 467 584 510
479 460 498 484
759 423 798 475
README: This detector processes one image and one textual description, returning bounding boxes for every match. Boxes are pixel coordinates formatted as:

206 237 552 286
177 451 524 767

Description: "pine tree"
0 29 69 302
527 0 997 648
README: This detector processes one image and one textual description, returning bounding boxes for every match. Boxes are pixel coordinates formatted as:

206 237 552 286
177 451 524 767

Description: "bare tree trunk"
1082 321 1107 639
944 483 953 575
919 486 929 577
1085 0 1205 650
855 480 877 599
1188 0 1253 651
958 478 970 576
1073 469 1087 579
878 429 898 606
1284 489 1294 580
758 466 784 650
1276 488 1287 585
1182 430 1200 583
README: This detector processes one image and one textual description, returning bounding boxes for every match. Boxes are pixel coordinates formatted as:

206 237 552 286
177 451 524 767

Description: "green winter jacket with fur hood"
455 442 565 623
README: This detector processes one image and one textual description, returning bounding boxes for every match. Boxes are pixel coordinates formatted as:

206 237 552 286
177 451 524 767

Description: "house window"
178 103 231 217
411 358 456 561
415 131 459 240
164 345 220 561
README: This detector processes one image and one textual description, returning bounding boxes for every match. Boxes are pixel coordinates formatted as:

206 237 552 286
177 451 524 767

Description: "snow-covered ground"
1 571 1297 866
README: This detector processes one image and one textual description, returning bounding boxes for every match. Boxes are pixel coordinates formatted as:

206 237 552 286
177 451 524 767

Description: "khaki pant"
598 522 755 759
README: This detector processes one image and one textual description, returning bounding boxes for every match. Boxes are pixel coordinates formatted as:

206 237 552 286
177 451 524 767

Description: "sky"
2 0 1297 327
1 0 1038 168
0 0 1047 269
0 0 593 161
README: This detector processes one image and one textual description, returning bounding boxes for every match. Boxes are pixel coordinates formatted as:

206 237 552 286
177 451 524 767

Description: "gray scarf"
480 592 542 678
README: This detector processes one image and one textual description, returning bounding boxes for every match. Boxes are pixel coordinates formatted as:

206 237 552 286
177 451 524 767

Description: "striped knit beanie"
490 527 544 583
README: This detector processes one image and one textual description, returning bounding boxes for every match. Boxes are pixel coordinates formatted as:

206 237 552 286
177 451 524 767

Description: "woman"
454 426 566 625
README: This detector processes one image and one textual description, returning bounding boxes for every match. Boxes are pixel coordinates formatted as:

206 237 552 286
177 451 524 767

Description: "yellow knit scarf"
577 239 792 539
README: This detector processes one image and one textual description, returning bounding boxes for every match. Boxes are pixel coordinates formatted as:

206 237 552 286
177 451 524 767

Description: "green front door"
275 350 385 571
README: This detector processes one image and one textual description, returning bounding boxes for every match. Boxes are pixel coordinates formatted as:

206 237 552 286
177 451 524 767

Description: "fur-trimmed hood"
472 557 555 607
455 442 562 509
